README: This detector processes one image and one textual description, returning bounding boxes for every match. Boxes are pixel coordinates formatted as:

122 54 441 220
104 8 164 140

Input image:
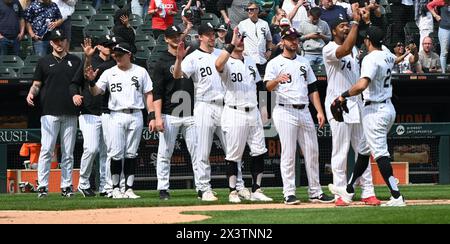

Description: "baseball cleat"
37 187 48 199
250 189 273 202
123 189 141 199
328 184 354 203
78 187 96 197
112 188 124 199
201 190 218 201
228 190 241 203
284 195 300 205
361 196 381 206
309 193 335 203
61 186 74 198
237 188 251 200
335 197 349 206
381 195 406 207
159 190 170 200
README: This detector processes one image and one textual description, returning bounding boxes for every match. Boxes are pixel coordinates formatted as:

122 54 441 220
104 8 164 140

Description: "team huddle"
26 4 405 207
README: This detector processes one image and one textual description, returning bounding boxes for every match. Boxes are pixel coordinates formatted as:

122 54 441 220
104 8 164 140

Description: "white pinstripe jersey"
96 64 153 111
323 41 360 104
360 50 396 102
181 48 225 102
264 54 316 105
219 55 261 108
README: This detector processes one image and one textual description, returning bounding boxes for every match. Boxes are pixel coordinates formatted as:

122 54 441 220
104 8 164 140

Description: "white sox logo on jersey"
131 76 140 90
249 66 256 80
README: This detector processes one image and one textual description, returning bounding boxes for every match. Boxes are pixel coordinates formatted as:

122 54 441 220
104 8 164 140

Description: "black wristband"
225 44 235 54
89 80 96 87
341 90 350 98
148 111 156 122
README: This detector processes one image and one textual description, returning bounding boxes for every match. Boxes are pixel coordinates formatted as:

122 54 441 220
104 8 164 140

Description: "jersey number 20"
200 67 212 78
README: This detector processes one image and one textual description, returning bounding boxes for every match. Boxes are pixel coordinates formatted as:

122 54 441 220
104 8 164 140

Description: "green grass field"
1 185 450 223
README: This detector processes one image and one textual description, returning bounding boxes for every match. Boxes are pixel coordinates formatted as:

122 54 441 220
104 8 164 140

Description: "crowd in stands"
0 0 449 75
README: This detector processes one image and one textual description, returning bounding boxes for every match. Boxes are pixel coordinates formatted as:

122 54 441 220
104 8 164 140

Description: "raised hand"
85 65 99 81
72 95 84 106
176 41 190 60
81 38 97 57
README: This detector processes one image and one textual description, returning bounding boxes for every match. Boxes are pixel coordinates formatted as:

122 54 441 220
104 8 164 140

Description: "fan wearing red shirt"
148 0 178 38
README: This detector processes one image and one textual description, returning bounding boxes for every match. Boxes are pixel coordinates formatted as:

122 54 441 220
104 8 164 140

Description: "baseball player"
328 26 406 207
264 27 334 205
153 25 199 200
323 7 381 206
70 36 121 197
215 27 273 203
26 29 81 198
173 23 250 201
88 42 155 199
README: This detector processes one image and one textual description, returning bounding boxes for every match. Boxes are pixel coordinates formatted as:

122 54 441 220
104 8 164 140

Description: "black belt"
364 100 386 106
117 108 140 113
229 105 253 112
278 104 306 109
206 100 224 105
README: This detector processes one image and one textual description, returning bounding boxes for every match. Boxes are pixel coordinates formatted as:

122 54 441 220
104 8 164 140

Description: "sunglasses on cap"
245 7 258 12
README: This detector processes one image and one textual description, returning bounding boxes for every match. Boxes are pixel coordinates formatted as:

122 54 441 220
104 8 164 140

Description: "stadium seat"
90 14 114 28
19 35 33 59
201 12 220 27
74 4 96 19
0 67 18 78
0 55 24 70
136 41 156 51
83 24 111 39
151 45 168 56
156 34 166 44
99 4 120 14
147 55 160 78
24 55 40 66
115 0 127 8
136 25 154 36
135 34 156 43
404 22 420 47
130 14 144 28
71 14 90 27
71 14 90 50
18 66 36 79
134 49 151 68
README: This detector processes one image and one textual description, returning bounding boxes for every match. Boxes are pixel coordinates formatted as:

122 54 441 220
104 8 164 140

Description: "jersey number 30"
231 73 243 82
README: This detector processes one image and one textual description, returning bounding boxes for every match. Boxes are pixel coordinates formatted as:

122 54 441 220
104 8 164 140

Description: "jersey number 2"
383 69 391 88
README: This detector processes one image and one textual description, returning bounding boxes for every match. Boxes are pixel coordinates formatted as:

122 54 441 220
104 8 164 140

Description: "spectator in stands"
112 8 136 54
182 0 204 27
298 7 331 65
177 8 199 50
393 42 422 73
256 0 280 23
415 0 434 51
131 0 144 18
320 0 350 28
0 0 25 56
238 1 273 75
270 8 290 46
389 0 414 45
419 36 442 73
282 0 315 29
428 0 450 73
148 0 178 38
215 24 228 49
335 0 352 18
24 0 63 56
55 0 77 52
218 0 250 28
19 0 31 9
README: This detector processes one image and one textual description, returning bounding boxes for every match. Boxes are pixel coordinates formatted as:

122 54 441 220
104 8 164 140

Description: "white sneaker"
250 189 273 202
381 195 406 207
228 190 241 203
123 189 141 199
328 184 354 203
112 188 124 199
237 188 251 200
201 190 218 201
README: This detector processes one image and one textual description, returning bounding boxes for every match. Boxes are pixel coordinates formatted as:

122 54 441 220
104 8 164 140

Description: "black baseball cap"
281 27 301 39
182 8 193 18
113 42 132 54
364 26 384 46
329 15 348 30
48 29 66 41
96 34 119 47
217 24 228 32
165 25 183 37
198 22 217 35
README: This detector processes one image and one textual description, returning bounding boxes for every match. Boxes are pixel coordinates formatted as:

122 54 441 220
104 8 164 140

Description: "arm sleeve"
52 3 63 20
322 23 332 42
360 56 377 80
322 43 339 63
142 68 153 93
181 55 195 79
265 22 272 41
152 61 165 101
263 60 276 81
218 61 230 83
95 70 108 93
69 58 85 97
32 59 44 82
306 63 317 84
307 81 318 94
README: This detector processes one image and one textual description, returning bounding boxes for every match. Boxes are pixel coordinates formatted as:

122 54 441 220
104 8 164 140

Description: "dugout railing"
1 123 449 193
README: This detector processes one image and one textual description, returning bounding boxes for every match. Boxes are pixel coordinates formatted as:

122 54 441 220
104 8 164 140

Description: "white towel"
155 0 166 18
